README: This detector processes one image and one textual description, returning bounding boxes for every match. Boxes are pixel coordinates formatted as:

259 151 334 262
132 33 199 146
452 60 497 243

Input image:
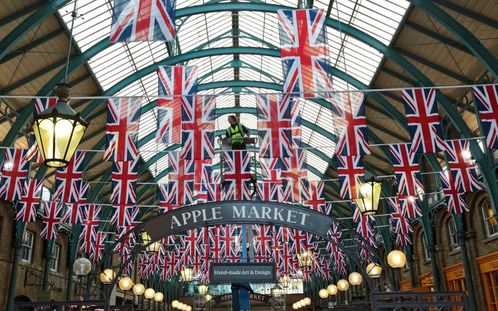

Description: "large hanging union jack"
257 158 283 202
41 201 64 240
402 88 445 154
54 150 86 204
256 94 295 158
443 140 481 193
180 95 216 160
336 155 363 200
79 204 102 254
334 92 370 156
111 161 138 227
110 0 176 42
16 178 43 223
304 180 325 213
473 84 498 149
0 148 31 202
63 180 89 224
222 151 253 201
157 66 198 145
389 143 423 196
105 97 141 162
277 9 333 98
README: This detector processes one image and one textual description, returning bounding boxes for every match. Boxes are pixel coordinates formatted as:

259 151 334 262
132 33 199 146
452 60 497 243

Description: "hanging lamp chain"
63 0 78 84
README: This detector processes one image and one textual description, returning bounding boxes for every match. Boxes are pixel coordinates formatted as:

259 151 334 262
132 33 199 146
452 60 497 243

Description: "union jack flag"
168 152 195 205
281 149 309 203
222 151 253 200
90 231 107 262
257 158 283 202
156 66 198 144
334 92 370 156
220 225 241 262
25 132 43 164
327 223 346 275
443 140 481 193
63 180 89 224
34 97 58 114
388 198 413 247
40 201 64 240
16 178 43 222
353 205 376 247
277 9 333 98
337 155 363 200
473 84 498 149
194 160 212 203
111 161 138 205
0 148 30 202
180 95 215 160
208 225 222 263
104 97 141 162
79 204 102 254
159 183 180 212
275 227 295 276
402 88 445 154
203 169 224 202
398 196 422 219
440 171 469 214
389 143 423 196
253 225 273 263
110 0 176 42
304 180 325 212
256 94 295 158
54 151 86 203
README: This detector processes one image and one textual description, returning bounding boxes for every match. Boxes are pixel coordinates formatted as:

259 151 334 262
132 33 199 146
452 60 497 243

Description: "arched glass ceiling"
58 0 410 184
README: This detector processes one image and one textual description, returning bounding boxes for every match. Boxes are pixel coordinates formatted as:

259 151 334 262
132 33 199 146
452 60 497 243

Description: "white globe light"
118 277 133 291
144 288 155 299
73 257 92 276
387 250 407 268
337 279 350 291
154 292 164 302
133 283 145 295
327 284 338 295
303 297 311 305
292 303 298 310
172 300 179 308
319 288 329 299
348 272 363 286
366 262 382 278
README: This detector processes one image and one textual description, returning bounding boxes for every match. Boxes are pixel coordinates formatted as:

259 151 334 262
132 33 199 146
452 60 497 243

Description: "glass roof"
58 0 410 185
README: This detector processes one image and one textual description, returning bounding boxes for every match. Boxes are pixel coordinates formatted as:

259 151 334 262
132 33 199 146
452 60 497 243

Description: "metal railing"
371 291 469 310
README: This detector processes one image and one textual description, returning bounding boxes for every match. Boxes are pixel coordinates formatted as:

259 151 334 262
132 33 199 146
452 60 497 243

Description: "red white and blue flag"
277 9 333 98
194 160 213 203
334 92 370 156
180 95 215 160
389 143 423 196
253 225 273 263
398 196 422 219
90 231 107 263
440 171 469 214
0 148 31 202
34 97 58 114
388 198 413 247
168 152 195 205
443 140 481 193
281 149 309 203
105 97 141 162
63 180 89 224
156 66 198 144
111 161 138 205
222 151 253 201
402 88 445 154
327 223 346 275
304 180 325 212
54 150 86 204
159 182 180 212
275 227 295 276
79 204 102 254
16 178 43 223
110 0 176 42
256 94 295 158
41 201 64 240
337 155 363 200
473 84 498 149
257 158 283 202
353 205 376 261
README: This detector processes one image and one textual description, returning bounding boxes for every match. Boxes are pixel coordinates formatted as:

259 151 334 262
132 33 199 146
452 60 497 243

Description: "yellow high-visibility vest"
229 124 244 144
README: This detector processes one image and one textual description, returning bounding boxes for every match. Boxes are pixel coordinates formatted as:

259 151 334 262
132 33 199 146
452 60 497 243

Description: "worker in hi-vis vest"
225 115 250 150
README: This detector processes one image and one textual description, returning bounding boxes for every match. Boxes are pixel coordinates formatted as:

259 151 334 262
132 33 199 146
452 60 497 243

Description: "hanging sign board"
142 201 333 241
210 263 276 284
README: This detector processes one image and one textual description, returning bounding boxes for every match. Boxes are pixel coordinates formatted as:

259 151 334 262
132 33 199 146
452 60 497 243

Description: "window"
22 231 35 263
50 243 61 272
421 233 431 262
482 199 498 237
448 218 460 251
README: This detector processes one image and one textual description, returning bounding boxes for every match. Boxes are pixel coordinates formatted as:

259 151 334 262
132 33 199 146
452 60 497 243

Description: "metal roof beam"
0 0 70 61
0 1 47 27
431 0 498 30
409 0 498 78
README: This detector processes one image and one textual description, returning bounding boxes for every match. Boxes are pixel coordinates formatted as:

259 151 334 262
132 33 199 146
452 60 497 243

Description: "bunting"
222 151 253 201
337 155 363 200
41 201 64 240
281 149 309 203
440 171 469 214
443 139 481 193
0 148 31 202
16 178 43 223
473 84 498 149
54 150 86 204
388 143 423 196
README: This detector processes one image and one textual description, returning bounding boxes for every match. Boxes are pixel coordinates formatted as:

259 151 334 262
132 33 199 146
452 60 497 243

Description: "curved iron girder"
0 0 70 61
409 0 498 78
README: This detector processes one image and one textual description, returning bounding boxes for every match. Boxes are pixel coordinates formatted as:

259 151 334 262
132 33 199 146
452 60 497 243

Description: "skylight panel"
88 45 134 90
306 153 329 176
309 133 336 158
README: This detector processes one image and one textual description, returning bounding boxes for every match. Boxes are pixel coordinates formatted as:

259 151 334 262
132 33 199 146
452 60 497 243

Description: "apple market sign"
142 201 333 242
